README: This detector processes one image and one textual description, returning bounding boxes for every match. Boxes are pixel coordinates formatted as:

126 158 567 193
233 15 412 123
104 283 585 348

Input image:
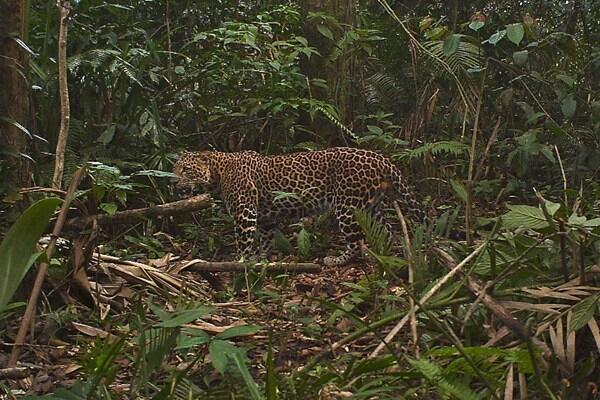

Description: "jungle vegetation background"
1 0 600 399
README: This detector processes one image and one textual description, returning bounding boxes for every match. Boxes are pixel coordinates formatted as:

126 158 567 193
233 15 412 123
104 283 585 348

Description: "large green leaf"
560 95 576 119
0 198 62 314
443 34 461 56
209 339 238 374
506 23 524 45
569 294 600 333
230 350 264 400
502 205 553 230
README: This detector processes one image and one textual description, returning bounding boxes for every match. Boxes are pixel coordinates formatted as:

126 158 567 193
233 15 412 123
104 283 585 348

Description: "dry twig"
368 242 487 358
8 166 85 367
392 201 419 358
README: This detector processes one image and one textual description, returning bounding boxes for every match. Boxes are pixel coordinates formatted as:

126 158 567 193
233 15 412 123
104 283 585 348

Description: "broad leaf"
569 294 600 333
513 50 528 65
155 307 214 327
487 30 506 45
216 324 262 340
450 179 467 203
316 24 333 41
502 205 550 230
176 328 211 349
0 198 61 314
469 20 484 31
366 125 383 135
506 23 524 45
561 95 576 119
443 34 461 56
209 339 238 374
230 350 264 400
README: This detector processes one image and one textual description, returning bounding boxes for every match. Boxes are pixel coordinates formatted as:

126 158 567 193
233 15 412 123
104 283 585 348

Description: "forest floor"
1 244 411 397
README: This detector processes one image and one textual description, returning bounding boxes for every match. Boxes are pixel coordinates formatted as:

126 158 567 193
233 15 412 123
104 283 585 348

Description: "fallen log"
178 259 322 273
65 194 212 228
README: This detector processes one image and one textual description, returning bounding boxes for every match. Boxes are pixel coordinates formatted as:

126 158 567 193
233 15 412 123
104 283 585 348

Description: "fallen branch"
368 241 488 358
434 247 551 356
9 166 86 367
65 194 212 228
178 259 322 273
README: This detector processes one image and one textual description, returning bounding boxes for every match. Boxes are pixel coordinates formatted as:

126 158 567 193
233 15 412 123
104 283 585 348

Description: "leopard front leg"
227 185 260 261
233 204 259 260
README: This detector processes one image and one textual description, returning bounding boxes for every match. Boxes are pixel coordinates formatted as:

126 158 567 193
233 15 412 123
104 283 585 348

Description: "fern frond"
409 358 484 400
394 140 469 161
354 208 392 256
364 72 405 110
423 38 483 76
141 327 179 374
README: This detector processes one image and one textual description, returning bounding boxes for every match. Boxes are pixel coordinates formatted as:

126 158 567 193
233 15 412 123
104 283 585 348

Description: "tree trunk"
0 0 31 192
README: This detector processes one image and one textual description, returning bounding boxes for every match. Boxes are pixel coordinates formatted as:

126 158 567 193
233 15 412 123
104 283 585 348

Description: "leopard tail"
387 164 429 225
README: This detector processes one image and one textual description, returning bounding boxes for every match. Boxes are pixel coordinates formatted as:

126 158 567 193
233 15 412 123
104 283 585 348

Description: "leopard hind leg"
324 196 366 267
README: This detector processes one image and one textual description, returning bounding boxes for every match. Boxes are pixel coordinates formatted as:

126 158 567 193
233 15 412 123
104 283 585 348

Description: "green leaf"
425 26 448 40
316 24 333 40
506 23 524 45
97 125 116 145
174 65 185 74
487 30 506 45
450 179 467 203
443 34 461 56
513 50 528 65
569 294 600 333
297 228 311 258
99 202 117 215
556 74 575 87
230 350 264 400
273 230 294 254
266 340 277 400
567 212 587 226
0 198 61 314
560 95 576 119
155 307 214 328
469 20 484 31
544 201 560 216
209 339 238 374
216 324 262 340
502 205 550 230
583 218 600 227
176 328 211 349
366 125 383 135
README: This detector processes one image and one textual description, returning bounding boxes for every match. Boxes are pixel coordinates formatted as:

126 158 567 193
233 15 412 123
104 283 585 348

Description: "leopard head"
172 151 212 193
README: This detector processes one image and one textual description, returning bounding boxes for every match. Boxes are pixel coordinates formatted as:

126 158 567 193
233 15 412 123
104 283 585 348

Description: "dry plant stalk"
368 241 487 358
8 166 85 367
51 0 70 189
392 201 419 358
